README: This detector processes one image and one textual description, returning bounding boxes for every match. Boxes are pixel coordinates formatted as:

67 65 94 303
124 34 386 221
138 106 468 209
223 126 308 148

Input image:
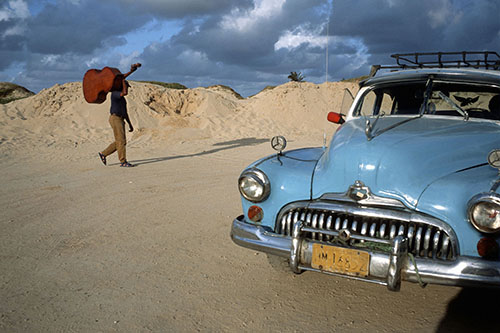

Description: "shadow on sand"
126 137 269 166
437 287 500 332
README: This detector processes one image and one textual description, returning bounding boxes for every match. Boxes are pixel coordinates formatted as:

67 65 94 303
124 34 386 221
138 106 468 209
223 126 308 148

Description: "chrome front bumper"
231 215 500 291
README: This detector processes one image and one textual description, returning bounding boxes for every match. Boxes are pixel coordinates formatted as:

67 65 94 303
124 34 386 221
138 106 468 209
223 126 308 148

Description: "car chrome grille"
275 207 456 260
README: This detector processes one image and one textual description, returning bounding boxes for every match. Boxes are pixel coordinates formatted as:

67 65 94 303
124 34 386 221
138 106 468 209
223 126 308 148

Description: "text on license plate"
311 244 370 277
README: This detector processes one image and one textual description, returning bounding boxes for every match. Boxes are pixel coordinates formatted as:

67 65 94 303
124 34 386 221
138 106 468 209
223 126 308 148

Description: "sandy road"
1 138 499 332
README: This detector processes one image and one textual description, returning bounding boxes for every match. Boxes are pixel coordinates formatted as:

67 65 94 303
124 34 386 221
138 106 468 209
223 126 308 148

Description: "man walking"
98 63 140 167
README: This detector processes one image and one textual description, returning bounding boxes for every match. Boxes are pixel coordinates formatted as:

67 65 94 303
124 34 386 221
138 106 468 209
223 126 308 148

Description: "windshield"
355 81 500 121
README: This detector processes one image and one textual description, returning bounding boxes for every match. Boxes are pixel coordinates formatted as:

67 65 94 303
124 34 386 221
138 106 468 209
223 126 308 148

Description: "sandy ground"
2 138 500 333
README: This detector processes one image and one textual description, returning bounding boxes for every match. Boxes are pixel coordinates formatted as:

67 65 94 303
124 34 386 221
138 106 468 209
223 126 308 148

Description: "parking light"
477 237 499 259
248 205 263 223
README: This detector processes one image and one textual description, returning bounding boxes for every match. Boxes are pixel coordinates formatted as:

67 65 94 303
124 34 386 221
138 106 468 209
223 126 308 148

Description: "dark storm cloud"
440 1 500 50
112 0 254 19
0 2 29 70
25 0 149 55
0 50 25 71
330 0 500 65
0 0 150 73
0 30 25 54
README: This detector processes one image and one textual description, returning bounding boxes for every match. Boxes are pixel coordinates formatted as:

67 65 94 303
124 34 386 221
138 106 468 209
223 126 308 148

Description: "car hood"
312 116 500 208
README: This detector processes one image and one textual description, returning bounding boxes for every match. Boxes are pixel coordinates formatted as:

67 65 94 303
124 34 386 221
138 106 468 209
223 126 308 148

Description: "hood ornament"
271 135 287 165
348 180 370 201
271 135 287 154
488 149 500 171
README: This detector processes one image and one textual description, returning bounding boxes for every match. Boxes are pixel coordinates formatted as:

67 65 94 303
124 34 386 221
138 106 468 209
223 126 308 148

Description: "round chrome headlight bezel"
467 193 500 234
238 169 270 203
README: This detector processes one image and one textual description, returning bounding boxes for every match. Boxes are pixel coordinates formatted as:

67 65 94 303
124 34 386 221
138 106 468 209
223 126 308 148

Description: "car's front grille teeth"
276 208 455 260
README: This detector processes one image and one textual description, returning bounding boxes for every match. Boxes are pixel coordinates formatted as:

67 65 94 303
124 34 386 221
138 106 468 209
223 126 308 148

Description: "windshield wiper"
365 114 421 141
419 77 434 115
437 91 469 121
365 111 385 140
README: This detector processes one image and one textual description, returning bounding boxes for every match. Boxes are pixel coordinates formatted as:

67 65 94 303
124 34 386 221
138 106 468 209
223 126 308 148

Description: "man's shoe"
120 161 135 167
98 152 107 165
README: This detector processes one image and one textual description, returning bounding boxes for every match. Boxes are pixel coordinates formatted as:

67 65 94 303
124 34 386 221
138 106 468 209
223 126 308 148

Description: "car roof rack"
370 51 500 77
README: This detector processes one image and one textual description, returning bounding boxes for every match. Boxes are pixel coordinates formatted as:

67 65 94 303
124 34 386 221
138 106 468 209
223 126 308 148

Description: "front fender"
240 147 325 229
417 165 500 256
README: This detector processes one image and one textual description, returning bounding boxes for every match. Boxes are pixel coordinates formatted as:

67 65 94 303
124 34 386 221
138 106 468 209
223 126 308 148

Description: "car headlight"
238 169 270 203
467 193 500 233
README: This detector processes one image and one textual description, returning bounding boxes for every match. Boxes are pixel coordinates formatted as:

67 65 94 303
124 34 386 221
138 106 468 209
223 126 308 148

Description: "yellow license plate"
311 244 370 277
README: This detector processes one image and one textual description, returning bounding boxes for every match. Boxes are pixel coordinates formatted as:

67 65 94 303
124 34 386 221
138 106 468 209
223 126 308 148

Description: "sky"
1 0 500 97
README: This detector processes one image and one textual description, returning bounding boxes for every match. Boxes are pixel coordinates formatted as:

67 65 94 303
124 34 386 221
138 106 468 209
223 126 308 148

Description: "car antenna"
324 1 331 149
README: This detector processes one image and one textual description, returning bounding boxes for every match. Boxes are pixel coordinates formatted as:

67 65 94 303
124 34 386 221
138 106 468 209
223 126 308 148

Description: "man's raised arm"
123 63 141 79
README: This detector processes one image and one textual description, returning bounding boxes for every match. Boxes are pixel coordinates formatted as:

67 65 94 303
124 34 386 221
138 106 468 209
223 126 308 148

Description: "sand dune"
0 80 358 155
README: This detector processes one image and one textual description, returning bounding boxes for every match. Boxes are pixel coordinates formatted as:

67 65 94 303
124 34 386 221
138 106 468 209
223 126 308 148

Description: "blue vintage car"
231 52 500 291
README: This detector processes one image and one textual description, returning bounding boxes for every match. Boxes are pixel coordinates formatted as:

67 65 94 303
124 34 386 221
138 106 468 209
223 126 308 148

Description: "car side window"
359 90 377 116
358 90 394 116
379 92 393 114
356 85 423 117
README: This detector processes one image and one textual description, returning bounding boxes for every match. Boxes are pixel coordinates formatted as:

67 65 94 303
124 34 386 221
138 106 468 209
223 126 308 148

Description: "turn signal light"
477 237 499 259
248 205 263 223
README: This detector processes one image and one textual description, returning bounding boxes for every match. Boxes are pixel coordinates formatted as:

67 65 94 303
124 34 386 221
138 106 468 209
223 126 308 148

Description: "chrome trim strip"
320 181 408 209
300 225 392 245
231 216 500 289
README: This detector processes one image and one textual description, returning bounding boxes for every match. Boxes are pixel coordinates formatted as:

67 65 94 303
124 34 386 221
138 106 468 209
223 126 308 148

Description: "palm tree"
288 71 305 82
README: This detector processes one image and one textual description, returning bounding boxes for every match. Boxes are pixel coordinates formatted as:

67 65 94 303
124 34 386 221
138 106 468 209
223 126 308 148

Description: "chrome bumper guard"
231 215 500 290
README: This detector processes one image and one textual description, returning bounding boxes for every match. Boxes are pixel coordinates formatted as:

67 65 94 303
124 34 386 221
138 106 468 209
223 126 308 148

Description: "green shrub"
288 71 305 82
138 81 187 90
0 82 34 104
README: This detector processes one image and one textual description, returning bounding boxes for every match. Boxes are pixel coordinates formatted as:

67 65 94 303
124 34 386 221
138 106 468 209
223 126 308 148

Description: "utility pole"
326 17 329 83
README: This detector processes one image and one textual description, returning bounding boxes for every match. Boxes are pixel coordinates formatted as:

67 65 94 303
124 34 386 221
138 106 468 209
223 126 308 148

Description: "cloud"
329 0 500 74
0 0 30 21
111 0 253 19
25 0 150 55
118 50 141 69
427 0 462 29
3 23 26 37
0 0 29 40
331 0 500 52
274 24 327 51
220 0 286 32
